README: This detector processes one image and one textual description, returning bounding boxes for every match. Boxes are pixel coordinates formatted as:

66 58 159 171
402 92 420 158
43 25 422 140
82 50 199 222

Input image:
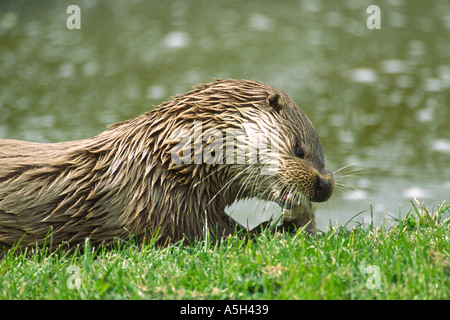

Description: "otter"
0 79 333 250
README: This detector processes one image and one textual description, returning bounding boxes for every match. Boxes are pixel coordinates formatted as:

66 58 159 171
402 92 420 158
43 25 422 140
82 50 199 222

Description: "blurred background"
1 0 449 230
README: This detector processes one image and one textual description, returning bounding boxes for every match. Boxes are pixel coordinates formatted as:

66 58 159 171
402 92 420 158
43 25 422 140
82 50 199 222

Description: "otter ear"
266 93 284 113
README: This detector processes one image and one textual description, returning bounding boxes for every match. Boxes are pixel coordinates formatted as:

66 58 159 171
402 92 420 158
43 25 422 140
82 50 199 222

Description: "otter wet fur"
0 79 334 251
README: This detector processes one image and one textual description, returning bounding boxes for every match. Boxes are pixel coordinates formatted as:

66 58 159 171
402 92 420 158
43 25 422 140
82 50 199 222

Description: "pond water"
1 0 449 231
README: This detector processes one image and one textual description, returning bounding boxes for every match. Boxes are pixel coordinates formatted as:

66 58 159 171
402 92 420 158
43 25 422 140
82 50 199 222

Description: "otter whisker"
206 165 252 207
334 181 358 191
245 167 268 199
333 164 354 174
333 164 362 179
255 178 283 206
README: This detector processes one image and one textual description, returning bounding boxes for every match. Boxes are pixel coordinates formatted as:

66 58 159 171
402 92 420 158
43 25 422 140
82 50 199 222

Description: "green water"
1 0 449 229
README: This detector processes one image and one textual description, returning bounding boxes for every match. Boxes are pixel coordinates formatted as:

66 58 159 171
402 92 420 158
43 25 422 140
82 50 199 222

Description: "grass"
0 200 449 300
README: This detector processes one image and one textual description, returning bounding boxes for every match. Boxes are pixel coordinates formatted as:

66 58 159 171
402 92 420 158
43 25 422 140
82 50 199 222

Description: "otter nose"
312 177 333 202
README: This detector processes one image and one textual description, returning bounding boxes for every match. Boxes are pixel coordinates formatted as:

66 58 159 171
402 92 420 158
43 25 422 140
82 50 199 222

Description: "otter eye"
295 146 305 159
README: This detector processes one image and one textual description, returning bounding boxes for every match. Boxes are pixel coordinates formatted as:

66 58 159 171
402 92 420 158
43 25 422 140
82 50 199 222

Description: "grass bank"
1 200 449 300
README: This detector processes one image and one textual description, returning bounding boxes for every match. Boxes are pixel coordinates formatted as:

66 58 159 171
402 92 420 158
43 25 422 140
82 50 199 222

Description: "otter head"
203 80 334 212
262 91 334 209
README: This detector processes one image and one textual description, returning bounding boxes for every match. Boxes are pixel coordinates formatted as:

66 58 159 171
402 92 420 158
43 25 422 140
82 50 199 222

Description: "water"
1 0 449 231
